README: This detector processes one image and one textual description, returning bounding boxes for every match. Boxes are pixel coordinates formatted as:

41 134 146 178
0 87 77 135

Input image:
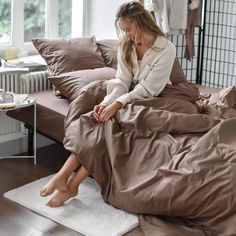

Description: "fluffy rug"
4 175 139 236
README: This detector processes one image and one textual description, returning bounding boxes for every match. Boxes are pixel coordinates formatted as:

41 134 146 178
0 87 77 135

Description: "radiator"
0 70 51 137
0 73 20 93
20 70 51 94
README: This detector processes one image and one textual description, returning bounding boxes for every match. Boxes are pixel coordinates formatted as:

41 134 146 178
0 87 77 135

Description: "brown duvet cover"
64 81 236 236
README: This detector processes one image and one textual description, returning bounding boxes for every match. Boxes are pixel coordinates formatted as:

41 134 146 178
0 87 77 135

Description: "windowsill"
1 54 48 73
7 54 47 66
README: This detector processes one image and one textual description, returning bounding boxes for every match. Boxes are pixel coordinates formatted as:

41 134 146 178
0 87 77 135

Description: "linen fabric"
101 36 176 107
63 80 236 235
184 2 201 60
145 0 188 35
32 36 106 76
96 39 118 69
48 67 116 101
169 57 187 85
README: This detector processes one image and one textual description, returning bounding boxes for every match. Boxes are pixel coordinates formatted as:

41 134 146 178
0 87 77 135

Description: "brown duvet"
64 81 236 236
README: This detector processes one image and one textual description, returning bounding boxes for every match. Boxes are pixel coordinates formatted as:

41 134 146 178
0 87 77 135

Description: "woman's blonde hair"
115 1 165 69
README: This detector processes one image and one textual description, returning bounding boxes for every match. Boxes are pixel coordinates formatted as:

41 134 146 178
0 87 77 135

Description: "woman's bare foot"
47 188 78 207
40 173 68 197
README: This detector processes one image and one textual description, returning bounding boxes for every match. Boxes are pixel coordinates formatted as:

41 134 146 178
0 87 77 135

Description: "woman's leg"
47 165 90 207
40 153 80 197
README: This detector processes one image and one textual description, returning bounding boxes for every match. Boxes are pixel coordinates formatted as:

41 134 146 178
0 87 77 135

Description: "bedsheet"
64 81 236 236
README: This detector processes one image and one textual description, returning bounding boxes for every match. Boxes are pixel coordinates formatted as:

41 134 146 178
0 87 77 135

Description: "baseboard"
0 132 55 157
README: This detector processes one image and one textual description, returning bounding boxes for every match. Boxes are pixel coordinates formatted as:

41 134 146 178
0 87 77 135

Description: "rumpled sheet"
64 81 236 236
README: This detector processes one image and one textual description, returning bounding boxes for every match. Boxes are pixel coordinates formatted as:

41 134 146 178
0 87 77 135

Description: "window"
0 0 11 44
24 0 46 42
58 0 72 39
0 0 84 55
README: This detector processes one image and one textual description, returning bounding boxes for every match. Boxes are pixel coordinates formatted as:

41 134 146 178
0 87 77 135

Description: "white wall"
84 0 128 39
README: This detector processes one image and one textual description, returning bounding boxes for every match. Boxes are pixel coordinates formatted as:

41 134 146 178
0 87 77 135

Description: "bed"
7 37 236 235
63 80 236 236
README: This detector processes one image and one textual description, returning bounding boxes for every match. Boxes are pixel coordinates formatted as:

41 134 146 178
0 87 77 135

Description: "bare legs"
40 153 90 207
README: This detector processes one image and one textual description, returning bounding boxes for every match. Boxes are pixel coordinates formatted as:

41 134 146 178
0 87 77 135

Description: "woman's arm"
93 45 132 121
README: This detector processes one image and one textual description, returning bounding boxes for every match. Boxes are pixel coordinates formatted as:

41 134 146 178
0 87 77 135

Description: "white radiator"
0 73 20 93
0 70 51 137
20 70 51 94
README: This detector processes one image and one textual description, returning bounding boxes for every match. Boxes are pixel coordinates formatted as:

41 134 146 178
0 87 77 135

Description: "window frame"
0 0 85 56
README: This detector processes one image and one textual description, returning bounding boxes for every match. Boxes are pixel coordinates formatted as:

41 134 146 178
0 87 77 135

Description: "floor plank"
0 143 142 236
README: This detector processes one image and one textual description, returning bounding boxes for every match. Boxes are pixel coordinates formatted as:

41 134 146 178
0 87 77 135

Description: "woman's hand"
99 101 123 122
93 101 122 122
93 104 107 121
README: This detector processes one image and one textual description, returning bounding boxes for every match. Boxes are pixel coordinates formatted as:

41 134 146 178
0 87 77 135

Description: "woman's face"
120 19 142 45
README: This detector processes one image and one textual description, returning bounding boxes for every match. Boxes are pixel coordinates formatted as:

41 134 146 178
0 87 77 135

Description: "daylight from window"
24 0 46 42
0 0 72 47
0 0 11 44
59 0 72 38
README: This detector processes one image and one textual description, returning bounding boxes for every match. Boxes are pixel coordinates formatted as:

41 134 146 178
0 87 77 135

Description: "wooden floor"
0 143 142 236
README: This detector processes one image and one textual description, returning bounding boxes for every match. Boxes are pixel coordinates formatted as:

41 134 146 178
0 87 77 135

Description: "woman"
40 1 176 207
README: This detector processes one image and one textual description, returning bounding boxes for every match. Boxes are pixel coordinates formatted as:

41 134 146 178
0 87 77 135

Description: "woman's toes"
40 184 54 197
40 188 47 196
46 189 78 208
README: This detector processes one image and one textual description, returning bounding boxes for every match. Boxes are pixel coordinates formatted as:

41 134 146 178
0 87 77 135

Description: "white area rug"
4 175 139 236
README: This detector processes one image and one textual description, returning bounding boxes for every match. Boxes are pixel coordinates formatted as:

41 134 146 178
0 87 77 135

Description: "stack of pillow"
32 36 187 102
32 36 117 101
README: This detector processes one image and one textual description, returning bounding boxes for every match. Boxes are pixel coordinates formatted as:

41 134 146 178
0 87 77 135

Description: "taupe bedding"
64 81 236 236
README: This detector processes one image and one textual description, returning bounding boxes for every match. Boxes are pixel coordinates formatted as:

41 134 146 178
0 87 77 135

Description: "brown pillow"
97 39 118 69
170 58 187 85
32 36 106 76
48 67 116 101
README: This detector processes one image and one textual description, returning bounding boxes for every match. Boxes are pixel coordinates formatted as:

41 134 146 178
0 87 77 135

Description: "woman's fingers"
93 103 119 122
99 110 107 121
98 105 106 115
100 107 115 121
100 113 109 121
93 105 101 121
94 105 100 113
93 111 100 121
93 104 107 122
